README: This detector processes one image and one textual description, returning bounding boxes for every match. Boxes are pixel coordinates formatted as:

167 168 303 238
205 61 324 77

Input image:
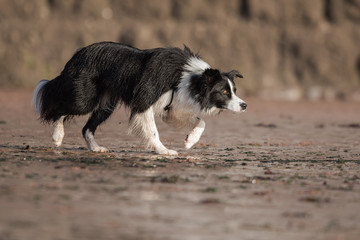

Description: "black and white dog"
33 42 247 155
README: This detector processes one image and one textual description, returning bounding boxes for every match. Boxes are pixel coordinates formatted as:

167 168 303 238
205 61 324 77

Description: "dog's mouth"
220 108 245 114
222 98 247 113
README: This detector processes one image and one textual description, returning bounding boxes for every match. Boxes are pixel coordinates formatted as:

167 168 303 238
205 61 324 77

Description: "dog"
32 42 247 155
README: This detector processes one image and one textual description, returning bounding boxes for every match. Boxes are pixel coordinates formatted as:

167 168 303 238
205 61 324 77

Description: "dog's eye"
222 90 228 95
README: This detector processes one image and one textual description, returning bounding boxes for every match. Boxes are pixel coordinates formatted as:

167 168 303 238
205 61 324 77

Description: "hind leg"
82 108 114 152
52 116 65 147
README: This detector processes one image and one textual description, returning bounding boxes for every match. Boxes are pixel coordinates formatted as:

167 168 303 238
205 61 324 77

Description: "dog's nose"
240 102 247 110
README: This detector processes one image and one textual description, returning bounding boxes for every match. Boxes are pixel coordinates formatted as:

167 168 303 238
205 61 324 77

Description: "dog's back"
33 42 189 122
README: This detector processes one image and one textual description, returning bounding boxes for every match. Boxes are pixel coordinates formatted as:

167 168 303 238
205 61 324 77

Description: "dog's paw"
166 149 178 156
157 149 178 156
53 139 63 147
91 146 109 153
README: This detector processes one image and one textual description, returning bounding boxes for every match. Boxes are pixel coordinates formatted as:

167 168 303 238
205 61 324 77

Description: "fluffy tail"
32 80 49 115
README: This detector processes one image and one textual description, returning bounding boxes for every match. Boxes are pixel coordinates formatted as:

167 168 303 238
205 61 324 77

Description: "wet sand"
0 90 359 240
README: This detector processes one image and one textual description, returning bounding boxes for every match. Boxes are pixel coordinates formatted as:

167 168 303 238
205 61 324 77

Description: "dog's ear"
203 68 221 84
227 70 243 80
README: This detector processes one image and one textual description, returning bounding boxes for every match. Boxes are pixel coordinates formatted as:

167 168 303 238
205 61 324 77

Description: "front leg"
129 107 178 155
162 110 205 150
184 117 205 149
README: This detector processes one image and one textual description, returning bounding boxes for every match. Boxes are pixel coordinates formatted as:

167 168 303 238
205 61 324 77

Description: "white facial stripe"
226 79 245 113
228 79 234 94
227 79 238 99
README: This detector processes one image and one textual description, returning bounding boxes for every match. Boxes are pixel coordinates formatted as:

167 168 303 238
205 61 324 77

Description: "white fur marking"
32 80 49 114
226 79 246 113
184 118 205 149
176 57 211 113
129 107 177 155
184 57 211 73
52 116 65 147
84 129 108 152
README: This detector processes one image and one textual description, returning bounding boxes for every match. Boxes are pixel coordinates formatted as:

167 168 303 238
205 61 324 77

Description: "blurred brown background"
1 0 360 100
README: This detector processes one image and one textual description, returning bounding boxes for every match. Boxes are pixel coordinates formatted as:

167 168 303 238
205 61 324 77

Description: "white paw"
53 140 63 147
91 146 109 153
53 134 64 147
157 149 178 156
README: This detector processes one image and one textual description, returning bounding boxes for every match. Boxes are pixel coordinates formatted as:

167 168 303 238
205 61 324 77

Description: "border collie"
32 42 247 155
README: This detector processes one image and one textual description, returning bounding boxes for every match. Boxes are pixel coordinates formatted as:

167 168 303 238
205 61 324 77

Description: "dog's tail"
32 79 49 117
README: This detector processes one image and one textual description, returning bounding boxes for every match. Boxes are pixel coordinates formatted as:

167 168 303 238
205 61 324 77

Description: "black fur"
38 42 196 123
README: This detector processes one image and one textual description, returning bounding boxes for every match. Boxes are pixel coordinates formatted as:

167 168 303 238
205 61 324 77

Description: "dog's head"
201 68 247 113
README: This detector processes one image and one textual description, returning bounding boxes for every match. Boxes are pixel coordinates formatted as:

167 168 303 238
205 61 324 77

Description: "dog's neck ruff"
184 57 211 74
176 57 211 113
